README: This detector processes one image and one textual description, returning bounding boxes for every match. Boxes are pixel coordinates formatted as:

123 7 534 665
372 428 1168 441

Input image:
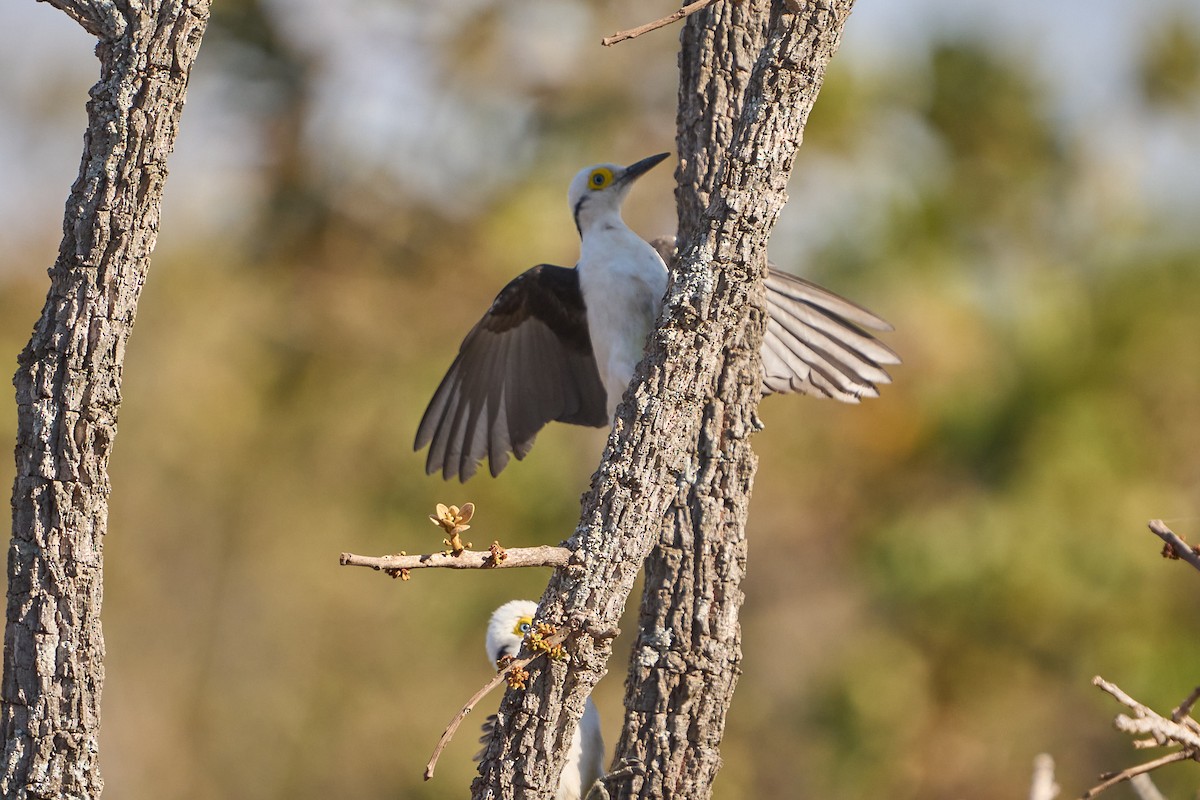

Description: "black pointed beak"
617 152 670 186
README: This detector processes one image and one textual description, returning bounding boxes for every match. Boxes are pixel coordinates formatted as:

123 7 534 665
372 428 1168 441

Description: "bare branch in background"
1079 677 1200 799
601 0 717 47
1171 686 1200 722
1080 751 1191 799
1148 520 1200 573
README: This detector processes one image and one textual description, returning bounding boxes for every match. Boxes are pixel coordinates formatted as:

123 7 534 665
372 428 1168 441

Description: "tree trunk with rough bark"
609 3 856 798
473 1 855 798
3 1 209 797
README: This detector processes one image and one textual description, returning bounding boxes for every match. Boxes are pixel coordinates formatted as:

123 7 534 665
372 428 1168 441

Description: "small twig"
339 545 572 573
1030 753 1060 800
424 656 528 781
1082 677 1200 798
601 0 718 46
424 624 574 780
1170 686 1200 725
1080 751 1192 799
1148 520 1200 573
1094 676 1147 712
1115 713 1200 749
1095 676 1200 749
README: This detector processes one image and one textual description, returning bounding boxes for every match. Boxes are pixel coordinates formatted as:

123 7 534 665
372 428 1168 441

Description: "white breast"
577 226 668 418
556 698 605 800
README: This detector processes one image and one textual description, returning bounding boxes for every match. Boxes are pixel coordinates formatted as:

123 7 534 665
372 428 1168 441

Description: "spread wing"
649 236 898 402
762 267 900 402
414 264 609 481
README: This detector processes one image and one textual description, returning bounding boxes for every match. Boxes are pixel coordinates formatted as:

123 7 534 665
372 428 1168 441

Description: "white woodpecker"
478 600 605 800
416 153 900 480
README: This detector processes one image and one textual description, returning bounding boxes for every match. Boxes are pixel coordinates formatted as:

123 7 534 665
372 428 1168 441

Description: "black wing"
762 267 900 401
474 713 499 763
414 264 609 481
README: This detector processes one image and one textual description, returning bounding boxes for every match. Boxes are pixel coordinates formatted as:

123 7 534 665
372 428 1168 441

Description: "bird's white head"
485 599 539 668
567 152 670 235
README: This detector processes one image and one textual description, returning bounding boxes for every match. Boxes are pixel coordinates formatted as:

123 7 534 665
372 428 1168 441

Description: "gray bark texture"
610 2 856 797
3 1 209 797
473 1 855 799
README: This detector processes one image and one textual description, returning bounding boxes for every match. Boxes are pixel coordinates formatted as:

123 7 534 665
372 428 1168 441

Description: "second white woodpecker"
479 600 604 800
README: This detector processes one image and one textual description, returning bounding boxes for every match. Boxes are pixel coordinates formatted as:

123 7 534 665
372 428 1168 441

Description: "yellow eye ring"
588 168 613 190
515 617 534 635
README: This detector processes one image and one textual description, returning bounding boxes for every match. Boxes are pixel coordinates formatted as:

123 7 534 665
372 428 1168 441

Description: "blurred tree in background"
1 0 1198 798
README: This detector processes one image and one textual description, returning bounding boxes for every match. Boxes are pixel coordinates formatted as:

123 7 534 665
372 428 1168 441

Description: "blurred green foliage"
1140 13 1200 110
1 3 1199 799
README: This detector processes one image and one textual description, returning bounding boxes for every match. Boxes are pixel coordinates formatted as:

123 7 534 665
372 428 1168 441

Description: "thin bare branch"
1093 675 1143 711
1082 677 1200 799
1094 676 1200 749
1030 754 1060 800
1171 686 1200 725
1079 751 1192 799
39 0 126 40
1148 520 1200 573
339 545 573 574
424 663 516 781
425 625 572 781
601 0 717 46
1115 713 1200 749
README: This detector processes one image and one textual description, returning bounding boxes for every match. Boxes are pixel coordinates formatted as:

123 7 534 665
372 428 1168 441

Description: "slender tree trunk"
473 2 855 798
609 3 856 797
3 2 209 797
